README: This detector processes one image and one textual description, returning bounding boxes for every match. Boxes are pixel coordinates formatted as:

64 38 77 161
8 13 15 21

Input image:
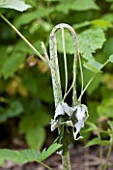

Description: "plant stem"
62 149 71 170
0 13 48 65
37 161 53 170
100 145 103 170
103 144 113 170
78 74 95 102
49 23 79 170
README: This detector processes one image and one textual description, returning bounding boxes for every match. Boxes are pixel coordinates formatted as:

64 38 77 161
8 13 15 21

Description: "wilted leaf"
0 0 31 12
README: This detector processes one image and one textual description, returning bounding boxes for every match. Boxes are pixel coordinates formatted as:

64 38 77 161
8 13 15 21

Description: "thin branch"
78 75 95 102
36 161 53 170
0 14 48 66
41 42 49 62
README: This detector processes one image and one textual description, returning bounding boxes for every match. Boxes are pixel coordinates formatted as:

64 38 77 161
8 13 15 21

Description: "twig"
0 14 48 66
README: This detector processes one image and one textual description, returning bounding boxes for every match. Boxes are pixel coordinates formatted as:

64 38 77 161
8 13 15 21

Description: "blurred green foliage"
0 0 113 149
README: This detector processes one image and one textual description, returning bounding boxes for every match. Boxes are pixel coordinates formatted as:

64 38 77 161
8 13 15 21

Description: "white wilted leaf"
0 0 31 12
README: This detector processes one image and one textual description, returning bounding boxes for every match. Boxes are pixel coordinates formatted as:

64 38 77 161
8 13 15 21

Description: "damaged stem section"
49 23 79 107
49 23 79 170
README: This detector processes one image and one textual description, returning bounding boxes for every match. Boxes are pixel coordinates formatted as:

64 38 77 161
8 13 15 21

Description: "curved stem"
49 23 78 170
49 27 62 107
0 14 48 65
61 27 68 96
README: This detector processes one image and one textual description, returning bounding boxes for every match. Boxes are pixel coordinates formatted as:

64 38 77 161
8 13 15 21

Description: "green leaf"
14 8 54 29
0 101 24 122
83 59 103 73
0 0 31 12
105 0 113 2
86 121 99 130
102 13 113 23
73 21 90 29
91 19 112 28
85 137 110 148
56 2 71 14
110 3 113 9
73 19 112 30
26 126 46 149
19 111 51 148
39 143 62 161
70 0 100 11
0 46 8 74
108 54 113 63
45 0 60 1
56 0 99 16
2 52 26 79
78 28 106 60
0 143 61 166
97 98 113 118
107 120 113 131
19 149 40 163
0 149 22 165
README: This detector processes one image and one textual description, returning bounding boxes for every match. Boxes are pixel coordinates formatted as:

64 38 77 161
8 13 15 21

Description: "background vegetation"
0 0 113 150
